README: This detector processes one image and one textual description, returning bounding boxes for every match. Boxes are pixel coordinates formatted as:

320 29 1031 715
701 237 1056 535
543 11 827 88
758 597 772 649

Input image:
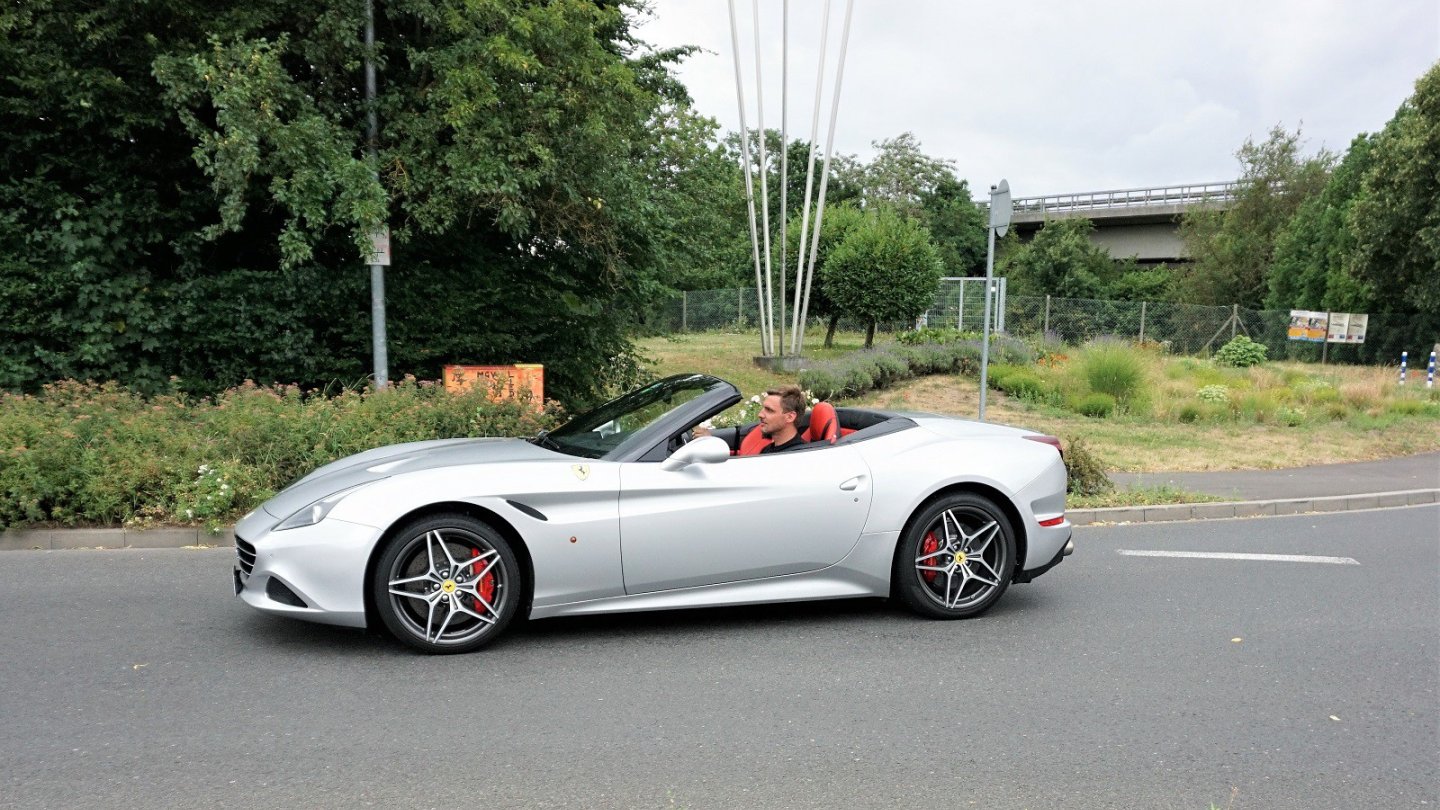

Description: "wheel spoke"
429 601 459 642
916 563 950 573
451 598 498 626
963 521 998 553
389 586 435 604
941 510 963 545
390 572 435 588
915 548 949 565
970 557 1003 585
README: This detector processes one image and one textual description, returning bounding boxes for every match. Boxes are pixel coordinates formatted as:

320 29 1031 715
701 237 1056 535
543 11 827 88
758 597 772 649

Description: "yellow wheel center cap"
953 552 968 566
441 580 457 594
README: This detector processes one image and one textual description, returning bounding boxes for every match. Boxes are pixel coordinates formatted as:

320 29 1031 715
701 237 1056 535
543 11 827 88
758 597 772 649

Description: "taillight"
1024 434 1063 458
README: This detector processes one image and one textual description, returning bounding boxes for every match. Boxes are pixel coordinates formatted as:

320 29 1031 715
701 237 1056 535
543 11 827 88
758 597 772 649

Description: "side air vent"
506 500 548 522
265 577 309 608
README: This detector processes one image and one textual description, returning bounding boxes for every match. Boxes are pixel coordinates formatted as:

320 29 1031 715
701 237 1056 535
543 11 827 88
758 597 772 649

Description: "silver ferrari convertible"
233 373 1073 654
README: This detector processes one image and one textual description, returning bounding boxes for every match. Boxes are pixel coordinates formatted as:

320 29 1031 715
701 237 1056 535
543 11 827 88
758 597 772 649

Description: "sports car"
233 373 1073 654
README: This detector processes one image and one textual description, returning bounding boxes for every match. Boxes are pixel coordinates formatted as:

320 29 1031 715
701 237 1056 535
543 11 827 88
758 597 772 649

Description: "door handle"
839 477 861 491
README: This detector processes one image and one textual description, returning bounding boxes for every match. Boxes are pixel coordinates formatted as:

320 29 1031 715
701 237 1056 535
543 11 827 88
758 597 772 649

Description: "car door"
617 445 873 594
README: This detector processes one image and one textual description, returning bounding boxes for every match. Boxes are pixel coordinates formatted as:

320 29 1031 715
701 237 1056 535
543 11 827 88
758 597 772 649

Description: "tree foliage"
1001 218 1115 299
1350 62 1440 314
1178 125 1335 307
822 209 942 347
2 0 692 406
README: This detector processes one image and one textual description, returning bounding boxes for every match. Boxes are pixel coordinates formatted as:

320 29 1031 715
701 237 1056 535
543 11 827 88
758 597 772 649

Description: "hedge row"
0 379 559 531
798 335 1035 400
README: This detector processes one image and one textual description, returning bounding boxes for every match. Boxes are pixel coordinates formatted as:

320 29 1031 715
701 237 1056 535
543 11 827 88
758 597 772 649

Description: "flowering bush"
0 379 561 530
1197 384 1230 404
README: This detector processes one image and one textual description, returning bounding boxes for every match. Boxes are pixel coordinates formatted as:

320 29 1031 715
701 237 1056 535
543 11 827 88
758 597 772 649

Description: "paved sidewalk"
1072 451 1440 526
2 453 1437 549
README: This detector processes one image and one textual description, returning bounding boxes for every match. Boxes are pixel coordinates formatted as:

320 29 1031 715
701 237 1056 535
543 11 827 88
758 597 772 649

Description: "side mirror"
660 435 730 472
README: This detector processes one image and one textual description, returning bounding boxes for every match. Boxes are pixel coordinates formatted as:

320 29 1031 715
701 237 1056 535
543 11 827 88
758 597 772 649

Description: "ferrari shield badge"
571 464 590 481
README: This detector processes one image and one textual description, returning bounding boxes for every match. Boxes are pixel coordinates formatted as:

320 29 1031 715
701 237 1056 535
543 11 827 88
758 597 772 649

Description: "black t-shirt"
759 432 807 454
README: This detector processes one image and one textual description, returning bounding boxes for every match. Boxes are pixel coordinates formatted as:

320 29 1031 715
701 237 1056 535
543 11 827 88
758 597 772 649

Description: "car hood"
261 437 560 520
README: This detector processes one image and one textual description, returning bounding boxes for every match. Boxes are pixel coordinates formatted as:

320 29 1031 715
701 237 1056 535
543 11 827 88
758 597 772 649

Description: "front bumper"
232 518 380 628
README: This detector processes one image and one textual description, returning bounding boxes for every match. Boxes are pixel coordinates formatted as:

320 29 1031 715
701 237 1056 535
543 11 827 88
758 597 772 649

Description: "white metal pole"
788 0 831 354
795 0 854 357
751 0 775 355
727 0 769 356
778 0 788 356
978 224 997 421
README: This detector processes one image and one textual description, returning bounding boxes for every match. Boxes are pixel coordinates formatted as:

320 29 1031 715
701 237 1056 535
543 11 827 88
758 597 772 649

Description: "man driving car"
695 385 808 454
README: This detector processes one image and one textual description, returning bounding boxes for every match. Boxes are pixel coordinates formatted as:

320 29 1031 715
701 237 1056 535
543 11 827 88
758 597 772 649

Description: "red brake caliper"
920 531 940 583
470 549 496 612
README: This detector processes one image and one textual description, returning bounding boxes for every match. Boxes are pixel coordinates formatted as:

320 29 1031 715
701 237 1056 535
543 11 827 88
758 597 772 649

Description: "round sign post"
978 180 1012 421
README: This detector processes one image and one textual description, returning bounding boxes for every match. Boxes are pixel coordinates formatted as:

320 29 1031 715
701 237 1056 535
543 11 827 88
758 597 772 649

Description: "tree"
1177 125 1335 307
1265 132 1377 312
1001 218 1115 299
822 209 942 347
919 175 987 276
782 204 865 347
1 0 691 406
1350 62 1440 315
860 133 956 216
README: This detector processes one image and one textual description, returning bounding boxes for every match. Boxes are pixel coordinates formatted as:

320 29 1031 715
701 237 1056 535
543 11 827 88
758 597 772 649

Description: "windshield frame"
542 374 740 462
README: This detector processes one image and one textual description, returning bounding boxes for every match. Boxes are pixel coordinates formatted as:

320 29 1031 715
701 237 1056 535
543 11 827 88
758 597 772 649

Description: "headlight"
274 482 373 531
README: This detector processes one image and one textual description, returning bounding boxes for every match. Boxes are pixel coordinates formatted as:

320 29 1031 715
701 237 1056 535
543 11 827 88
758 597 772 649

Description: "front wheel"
373 514 522 654
894 493 1015 619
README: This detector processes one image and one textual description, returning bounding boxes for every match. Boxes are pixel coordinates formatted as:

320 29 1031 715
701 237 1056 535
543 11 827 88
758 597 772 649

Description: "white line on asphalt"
1116 550 1361 565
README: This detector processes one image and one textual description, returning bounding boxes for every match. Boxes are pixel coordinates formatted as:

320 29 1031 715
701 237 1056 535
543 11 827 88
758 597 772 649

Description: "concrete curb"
2 489 1436 549
0 527 234 551
1068 488 1439 526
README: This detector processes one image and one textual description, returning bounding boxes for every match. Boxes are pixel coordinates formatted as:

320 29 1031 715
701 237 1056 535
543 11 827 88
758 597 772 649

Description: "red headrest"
736 425 772 456
804 401 839 444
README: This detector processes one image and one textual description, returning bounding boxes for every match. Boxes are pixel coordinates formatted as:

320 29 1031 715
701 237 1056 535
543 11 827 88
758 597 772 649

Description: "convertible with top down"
233 373 1073 654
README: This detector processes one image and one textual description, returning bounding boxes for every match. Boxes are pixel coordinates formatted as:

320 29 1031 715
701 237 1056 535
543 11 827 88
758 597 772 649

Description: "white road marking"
1116 550 1360 565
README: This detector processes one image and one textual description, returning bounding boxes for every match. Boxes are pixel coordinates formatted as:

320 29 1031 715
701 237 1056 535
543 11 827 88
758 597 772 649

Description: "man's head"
758 385 806 442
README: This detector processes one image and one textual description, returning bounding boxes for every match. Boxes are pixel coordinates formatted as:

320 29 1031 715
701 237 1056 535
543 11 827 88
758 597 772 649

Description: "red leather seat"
736 426 772 456
804 402 839 444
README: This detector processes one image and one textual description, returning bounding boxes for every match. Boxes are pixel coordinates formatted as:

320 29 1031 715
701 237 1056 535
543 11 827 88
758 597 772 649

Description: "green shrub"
1063 436 1113 497
1175 402 1203 423
897 327 968 345
1078 339 1148 404
1387 398 1431 416
1215 335 1268 367
798 368 846 401
0 379 559 530
1277 406 1308 427
1073 392 1117 418
1196 384 1230 404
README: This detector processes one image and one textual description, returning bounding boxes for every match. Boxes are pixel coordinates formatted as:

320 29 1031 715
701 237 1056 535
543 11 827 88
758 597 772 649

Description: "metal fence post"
1139 300 1147 342
682 291 688 332
1043 295 1051 335
1231 304 1238 339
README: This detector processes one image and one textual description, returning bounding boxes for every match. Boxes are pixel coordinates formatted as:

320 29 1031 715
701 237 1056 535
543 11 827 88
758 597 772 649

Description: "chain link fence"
646 287 1435 364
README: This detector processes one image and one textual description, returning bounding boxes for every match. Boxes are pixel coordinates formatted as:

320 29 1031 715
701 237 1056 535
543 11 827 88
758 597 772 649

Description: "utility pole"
365 0 389 387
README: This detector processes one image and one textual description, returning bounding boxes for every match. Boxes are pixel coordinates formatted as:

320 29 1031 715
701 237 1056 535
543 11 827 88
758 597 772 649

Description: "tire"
373 513 522 654
893 492 1015 619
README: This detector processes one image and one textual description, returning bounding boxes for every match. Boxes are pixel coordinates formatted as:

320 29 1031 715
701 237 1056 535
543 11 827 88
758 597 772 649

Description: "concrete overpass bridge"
1005 181 1236 263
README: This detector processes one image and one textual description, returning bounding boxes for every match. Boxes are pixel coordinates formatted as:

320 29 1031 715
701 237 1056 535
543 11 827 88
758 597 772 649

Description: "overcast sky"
634 1 1440 199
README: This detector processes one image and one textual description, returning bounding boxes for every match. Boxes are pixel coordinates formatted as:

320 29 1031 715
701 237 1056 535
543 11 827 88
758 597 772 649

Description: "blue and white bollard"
1399 351 1408 385
1428 351 1436 389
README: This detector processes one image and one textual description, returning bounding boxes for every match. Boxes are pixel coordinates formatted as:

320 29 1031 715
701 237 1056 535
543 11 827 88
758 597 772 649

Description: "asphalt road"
2 506 1436 809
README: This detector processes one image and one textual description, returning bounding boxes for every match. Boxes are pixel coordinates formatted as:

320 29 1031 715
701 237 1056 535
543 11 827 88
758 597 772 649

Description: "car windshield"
540 375 723 459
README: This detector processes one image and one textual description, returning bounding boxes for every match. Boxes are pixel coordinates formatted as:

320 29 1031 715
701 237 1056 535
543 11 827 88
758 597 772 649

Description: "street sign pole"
365 0 388 388
978 179 1011 422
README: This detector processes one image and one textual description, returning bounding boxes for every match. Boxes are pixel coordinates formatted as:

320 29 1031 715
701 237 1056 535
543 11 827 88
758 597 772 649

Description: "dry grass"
639 331 1440 473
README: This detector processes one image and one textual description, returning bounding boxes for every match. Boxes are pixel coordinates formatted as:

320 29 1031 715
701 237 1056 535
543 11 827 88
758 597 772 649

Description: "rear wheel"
373 514 521 654
894 492 1015 619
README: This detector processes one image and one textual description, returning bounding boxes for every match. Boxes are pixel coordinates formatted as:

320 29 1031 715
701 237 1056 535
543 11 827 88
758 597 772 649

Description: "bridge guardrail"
988 181 1239 213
